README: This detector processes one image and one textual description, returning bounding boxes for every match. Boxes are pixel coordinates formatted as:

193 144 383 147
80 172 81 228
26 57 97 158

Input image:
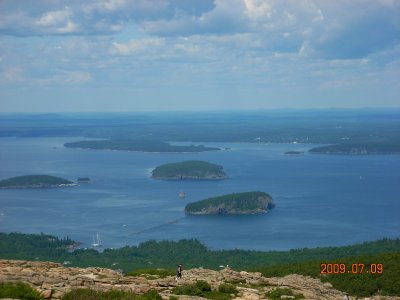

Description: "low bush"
218 283 238 294
0 282 44 300
142 289 163 300
61 288 162 300
172 281 237 300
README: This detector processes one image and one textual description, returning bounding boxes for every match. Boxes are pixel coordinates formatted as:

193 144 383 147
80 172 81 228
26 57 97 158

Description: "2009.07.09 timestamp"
320 263 383 275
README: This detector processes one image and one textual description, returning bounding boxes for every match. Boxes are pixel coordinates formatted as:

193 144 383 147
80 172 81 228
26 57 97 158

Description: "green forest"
1 233 398 271
152 160 226 179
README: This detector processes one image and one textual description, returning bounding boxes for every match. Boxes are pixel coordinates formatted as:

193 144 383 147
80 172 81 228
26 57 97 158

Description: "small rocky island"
0 175 75 189
185 191 274 215
284 151 304 155
152 160 227 180
77 177 90 183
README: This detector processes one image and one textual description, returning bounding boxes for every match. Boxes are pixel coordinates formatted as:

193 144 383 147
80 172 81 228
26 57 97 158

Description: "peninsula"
185 191 274 215
64 139 219 153
152 161 227 180
309 140 400 155
0 175 75 189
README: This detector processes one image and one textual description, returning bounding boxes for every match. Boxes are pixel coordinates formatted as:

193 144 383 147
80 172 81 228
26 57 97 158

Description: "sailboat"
92 233 102 247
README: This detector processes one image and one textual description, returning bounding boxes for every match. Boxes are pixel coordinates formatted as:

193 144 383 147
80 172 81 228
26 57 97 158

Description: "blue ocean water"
0 137 399 251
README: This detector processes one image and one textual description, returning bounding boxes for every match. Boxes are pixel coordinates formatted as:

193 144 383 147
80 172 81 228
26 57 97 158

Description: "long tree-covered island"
309 140 400 155
152 160 227 180
185 191 275 215
64 139 220 153
0 175 75 189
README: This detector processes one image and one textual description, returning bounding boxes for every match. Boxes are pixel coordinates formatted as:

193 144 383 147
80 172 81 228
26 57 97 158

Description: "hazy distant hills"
1 110 400 148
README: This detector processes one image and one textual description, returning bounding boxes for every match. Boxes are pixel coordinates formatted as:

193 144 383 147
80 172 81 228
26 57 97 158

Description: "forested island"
152 161 227 180
0 175 75 189
185 191 274 215
309 140 400 155
284 151 304 155
64 139 219 153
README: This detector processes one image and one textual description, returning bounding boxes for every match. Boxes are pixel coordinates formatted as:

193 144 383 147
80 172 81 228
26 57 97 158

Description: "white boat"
92 233 102 247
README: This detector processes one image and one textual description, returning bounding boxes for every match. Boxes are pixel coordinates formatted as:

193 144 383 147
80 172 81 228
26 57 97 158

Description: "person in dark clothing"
176 264 182 280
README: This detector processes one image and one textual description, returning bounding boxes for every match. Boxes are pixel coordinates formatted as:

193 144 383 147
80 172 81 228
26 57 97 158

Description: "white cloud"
36 10 70 26
313 9 324 22
63 71 92 84
244 0 273 20
35 8 79 34
112 38 165 55
1 67 24 83
97 0 128 12
1 0 399 110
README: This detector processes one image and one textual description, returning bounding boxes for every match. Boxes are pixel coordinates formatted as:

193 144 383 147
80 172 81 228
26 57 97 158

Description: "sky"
0 0 399 112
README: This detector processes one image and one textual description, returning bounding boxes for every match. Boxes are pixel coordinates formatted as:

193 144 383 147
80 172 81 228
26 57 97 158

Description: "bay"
0 137 399 251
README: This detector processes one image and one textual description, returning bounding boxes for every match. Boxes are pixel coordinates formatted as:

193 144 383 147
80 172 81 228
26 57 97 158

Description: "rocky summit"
0 259 398 300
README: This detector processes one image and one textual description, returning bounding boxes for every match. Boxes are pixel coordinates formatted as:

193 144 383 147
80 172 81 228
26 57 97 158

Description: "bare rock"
41 289 52 299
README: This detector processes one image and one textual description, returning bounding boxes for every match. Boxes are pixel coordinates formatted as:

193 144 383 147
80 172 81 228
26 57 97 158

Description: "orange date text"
320 263 383 275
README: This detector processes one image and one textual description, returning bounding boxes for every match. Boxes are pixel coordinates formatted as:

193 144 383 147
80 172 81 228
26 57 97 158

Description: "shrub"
173 283 203 296
172 281 237 300
196 280 212 292
0 282 44 300
142 289 163 300
266 288 304 300
218 283 238 294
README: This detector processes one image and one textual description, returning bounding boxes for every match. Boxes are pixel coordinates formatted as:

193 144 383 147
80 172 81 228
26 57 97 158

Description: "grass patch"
240 282 271 290
125 268 175 278
61 288 162 300
226 278 246 284
172 281 238 300
0 282 44 300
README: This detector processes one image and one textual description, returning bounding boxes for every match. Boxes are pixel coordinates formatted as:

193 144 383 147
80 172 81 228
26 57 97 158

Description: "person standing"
176 264 182 280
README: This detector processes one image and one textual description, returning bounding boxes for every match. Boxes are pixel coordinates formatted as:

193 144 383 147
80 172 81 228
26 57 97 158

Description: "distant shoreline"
0 183 77 189
64 139 220 153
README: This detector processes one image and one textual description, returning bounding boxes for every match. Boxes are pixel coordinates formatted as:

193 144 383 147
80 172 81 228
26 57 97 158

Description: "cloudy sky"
0 0 399 112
